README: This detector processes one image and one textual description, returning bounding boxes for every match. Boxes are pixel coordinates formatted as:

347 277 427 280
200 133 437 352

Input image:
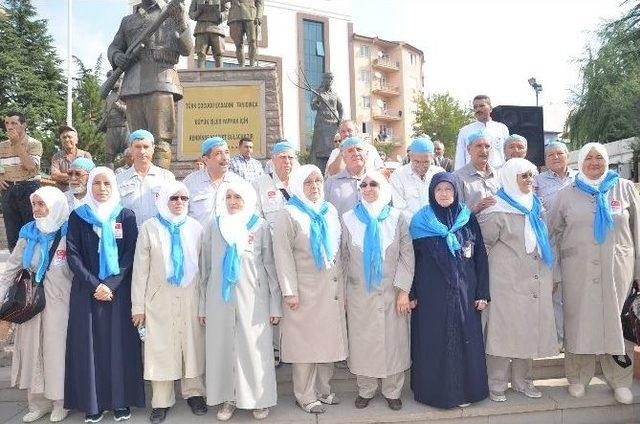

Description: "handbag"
621 280 640 345
0 230 62 324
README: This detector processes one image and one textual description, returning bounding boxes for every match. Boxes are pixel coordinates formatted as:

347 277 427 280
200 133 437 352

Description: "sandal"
318 393 340 405
296 400 326 414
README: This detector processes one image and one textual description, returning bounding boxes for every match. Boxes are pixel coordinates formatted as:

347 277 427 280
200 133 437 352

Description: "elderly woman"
0 187 71 422
549 143 639 404
272 165 348 414
64 167 144 422
409 172 489 408
200 179 282 421
341 171 414 411
482 158 558 402
131 181 206 424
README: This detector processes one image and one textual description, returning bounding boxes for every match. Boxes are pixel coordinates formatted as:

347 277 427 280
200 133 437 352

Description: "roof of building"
353 33 424 57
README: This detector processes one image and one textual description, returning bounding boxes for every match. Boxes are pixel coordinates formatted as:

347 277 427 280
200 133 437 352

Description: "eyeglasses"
303 178 323 187
67 170 86 178
169 195 189 202
520 171 535 179
359 181 379 189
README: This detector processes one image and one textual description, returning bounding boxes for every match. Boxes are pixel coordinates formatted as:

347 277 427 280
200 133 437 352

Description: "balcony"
372 57 400 71
372 108 403 122
371 81 400 96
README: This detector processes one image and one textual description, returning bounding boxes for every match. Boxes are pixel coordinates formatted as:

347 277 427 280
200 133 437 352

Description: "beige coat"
549 179 640 355
253 173 288 228
342 208 414 378
0 237 72 400
482 212 558 359
272 207 348 363
131 218 205 381
200 218 282 408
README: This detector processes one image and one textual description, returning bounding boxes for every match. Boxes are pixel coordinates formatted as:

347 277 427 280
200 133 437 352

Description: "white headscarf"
288 164 326 212
30 186 69 234
216 178 258 252
578 142 609 186
83 166 121 222
157 180 189 223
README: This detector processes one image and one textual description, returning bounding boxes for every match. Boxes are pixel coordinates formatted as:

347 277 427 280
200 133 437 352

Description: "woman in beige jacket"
0 187 72 422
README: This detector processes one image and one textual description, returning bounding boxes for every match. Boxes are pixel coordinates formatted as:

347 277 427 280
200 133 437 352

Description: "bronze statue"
309 72 343 170
107 0 193 168
99 71 129 168
228 0 263 67
189 0 228 68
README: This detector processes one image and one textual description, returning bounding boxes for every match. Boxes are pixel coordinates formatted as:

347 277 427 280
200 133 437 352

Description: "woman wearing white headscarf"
549 143 639 404
200 178 282 421
0 187 71 422
481 158 558 402
272 164 347 414
341 171 414 411
64 167 145 422
131 181 206 423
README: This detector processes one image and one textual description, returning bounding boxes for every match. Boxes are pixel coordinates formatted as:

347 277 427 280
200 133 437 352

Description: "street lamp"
528 77 543 106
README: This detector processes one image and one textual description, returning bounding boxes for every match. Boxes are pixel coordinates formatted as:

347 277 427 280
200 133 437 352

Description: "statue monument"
189 0 228 69
99 71 129 168
309 72 343 170
228 0 263 67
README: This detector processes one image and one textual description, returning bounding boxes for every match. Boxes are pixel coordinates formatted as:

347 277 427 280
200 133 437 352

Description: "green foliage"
71 56 106 163
412 93 474 159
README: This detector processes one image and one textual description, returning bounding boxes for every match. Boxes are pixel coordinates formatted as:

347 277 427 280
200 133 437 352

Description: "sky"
31 0 627 131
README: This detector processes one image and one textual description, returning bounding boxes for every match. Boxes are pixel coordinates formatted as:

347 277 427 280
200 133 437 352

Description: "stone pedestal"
171 67 282 178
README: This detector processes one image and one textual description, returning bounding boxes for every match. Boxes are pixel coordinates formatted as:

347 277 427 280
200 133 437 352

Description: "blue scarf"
496 188 554 266
19 221 67 283
410 204 471 255
75 203 123 280
353 202 391 292
156 214 187 286
287 195 333 269
574 170 619 244
220 214 259 302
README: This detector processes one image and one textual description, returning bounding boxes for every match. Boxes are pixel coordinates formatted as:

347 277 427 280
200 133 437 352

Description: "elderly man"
454 130 500 217
325 120 383 177
50 125 93 191
454 95 509 170
324 136 370 217
433 140 453 172
503 134 528 160
65 157 96 212
0 111 42 251
389 137 445 220
253 140 296 226
229 137 264 182
183 137 243 224
117 129 176 226
534 140 576 346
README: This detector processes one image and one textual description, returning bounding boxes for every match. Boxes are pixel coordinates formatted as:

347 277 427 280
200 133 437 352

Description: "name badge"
611 200 622 215
267 190 277 199
114 222 123 239
52 249 67 267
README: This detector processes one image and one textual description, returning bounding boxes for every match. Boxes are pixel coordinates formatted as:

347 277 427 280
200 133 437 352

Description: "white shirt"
182 168 243 225
454 120 509 171
325 143 384 175
389 162 445 221
117 164 176 227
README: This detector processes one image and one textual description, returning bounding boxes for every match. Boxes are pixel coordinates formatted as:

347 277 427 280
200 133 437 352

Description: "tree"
71 56 106 163
0 0 66 165
412 93 474 159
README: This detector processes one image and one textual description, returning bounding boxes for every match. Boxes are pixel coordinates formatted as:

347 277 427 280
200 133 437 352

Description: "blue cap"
340 136 364 151
70 157 95 172
409 137 434 154
545 140 569 153
272 140 295 154
505 134 527 147
128 129 154 144
201 137 226 155
466 130 491 146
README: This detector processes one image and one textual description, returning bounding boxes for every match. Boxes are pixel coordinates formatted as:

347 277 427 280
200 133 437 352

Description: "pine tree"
72 56 106 164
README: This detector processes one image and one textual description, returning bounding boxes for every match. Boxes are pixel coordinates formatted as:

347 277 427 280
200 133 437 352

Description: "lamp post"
528 77 542 106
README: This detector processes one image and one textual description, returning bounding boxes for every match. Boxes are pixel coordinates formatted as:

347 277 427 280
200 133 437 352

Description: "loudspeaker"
491 105 544 166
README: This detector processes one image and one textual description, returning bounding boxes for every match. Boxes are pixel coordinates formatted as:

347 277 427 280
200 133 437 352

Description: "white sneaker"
252 408 269 420
614 387 633 405
23 406 52 423
489 391 506 402
458 403 471 408
216 402 236 421
49 407 69 422
568 384 585 398
514 383 542 399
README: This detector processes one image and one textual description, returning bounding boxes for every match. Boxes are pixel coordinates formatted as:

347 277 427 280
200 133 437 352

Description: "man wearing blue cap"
50 125 93 191
253 141 297 226
183 136 242 224
65 157 96 212
389 137 445 220
325 120 384 177
324 136 370 217
117 129 176 226
503 134 528 160
454 95 509 171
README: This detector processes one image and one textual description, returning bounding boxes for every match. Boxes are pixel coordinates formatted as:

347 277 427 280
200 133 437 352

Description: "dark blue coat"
64 208 145 415
410 214 490 409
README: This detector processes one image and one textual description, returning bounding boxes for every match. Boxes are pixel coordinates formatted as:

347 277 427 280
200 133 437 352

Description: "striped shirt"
0 135 42 182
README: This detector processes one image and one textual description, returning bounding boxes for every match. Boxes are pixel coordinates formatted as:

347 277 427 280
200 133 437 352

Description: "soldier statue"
99 71 130 168
107 0 194 168
189 0 229 68
310 72 343 170
228 0 263 67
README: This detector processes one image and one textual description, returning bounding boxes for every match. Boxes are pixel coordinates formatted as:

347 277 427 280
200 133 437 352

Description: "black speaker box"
491 105 544 166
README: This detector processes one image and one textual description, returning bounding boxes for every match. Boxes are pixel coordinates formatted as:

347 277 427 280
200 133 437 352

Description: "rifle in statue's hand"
100 0 185 99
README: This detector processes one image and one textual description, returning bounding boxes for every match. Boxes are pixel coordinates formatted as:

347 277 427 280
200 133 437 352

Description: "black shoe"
354 395 373 409
114 408 131 421
149 408 169 424
385 397 402 411
84 412 104 423
186 396 208 416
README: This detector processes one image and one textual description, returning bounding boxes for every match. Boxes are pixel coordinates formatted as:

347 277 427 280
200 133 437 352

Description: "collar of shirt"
199 168 235 185
337 168 365 180
122 163 159 181
270 172 287 190
544 168 576 180
464 163 496 179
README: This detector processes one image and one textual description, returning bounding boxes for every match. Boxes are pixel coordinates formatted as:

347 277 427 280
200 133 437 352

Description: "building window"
360 70 371 83
302 19 326 149
362 121 371 134
410 53 417 65
361 95 371 108
359 44 370 58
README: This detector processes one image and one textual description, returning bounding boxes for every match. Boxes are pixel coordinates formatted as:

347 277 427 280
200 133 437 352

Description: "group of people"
0 98 637 424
